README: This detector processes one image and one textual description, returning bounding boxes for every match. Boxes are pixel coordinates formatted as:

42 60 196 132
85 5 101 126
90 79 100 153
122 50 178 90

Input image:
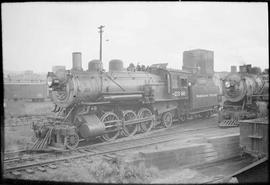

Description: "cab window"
181 78 188 87
171 75 178 88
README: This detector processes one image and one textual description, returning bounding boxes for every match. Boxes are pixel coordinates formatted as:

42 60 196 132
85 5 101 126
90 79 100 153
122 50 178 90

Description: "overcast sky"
1 2 268 73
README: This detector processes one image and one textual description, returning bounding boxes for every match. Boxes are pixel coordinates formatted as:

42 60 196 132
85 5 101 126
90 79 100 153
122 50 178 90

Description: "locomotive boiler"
32 49 220 150
218 64 269 127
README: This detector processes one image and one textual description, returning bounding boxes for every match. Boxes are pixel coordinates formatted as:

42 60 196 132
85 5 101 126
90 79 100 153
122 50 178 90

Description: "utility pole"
98 25 104 66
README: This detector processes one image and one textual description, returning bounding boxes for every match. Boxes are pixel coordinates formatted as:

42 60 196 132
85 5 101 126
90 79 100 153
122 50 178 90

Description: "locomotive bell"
72 52 83 71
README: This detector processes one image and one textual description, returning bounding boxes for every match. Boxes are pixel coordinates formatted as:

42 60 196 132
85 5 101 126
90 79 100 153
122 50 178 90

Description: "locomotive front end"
222 73 246 102
219 64 268 127
32 52 104 150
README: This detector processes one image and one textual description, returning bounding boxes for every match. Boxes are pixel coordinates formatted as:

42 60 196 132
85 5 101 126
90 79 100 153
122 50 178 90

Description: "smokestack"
231 65 237 73
72 52 82 71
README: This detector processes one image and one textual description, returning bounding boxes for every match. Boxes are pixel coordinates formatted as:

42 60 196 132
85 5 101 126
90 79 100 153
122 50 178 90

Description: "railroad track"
195 156 254 183
4 116 234 158
4 122 219 164
4 115 217 156
5 123 32 128
4 118 231 176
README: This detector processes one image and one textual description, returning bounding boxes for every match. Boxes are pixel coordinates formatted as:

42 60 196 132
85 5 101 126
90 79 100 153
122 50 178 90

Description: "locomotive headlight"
47 77 53 87
225 81 230 88
54 79 60 84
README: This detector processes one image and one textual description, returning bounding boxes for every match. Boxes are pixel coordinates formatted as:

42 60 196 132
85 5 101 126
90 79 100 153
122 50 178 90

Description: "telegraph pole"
98 25 104 65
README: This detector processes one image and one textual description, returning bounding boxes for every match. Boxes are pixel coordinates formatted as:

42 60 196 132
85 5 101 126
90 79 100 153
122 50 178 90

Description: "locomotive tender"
218 64 269 127
32 49 220 150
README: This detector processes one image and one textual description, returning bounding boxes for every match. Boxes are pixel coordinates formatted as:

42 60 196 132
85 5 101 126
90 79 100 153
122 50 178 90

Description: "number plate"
172 90 186 97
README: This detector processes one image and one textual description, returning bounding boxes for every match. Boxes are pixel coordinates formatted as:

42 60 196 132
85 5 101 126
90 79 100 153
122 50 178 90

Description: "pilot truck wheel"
64 133 79 150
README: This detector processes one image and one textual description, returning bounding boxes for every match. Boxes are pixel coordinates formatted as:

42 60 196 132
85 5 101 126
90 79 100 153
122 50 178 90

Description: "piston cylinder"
78 114 106 138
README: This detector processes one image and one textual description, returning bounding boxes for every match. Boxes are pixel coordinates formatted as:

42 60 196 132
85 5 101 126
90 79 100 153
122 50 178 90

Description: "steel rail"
4 116 225 166
4 124 224 173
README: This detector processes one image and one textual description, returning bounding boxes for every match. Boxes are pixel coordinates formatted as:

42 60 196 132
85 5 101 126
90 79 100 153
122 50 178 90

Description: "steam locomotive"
218 64 269 127
32 49 221 150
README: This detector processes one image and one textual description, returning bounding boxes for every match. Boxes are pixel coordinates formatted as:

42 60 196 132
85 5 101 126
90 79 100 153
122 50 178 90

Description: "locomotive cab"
148 64 189 99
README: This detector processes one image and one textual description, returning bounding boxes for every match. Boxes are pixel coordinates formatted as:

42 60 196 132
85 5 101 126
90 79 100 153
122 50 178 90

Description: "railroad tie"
25 168 34 174
11 171 21 177
48 164 57 169
37 166 46 172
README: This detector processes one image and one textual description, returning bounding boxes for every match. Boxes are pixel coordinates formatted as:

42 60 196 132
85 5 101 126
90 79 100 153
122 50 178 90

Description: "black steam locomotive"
32 49 220 150
218 64 269 127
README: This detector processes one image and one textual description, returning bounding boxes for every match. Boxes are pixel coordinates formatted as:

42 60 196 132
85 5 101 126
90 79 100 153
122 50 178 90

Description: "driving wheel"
138 108 154 133
122 110 138 137
101 112 121 141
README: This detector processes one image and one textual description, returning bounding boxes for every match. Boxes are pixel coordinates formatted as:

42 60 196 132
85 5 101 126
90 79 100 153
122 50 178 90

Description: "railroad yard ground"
4 100 54 151
3 100 249 183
